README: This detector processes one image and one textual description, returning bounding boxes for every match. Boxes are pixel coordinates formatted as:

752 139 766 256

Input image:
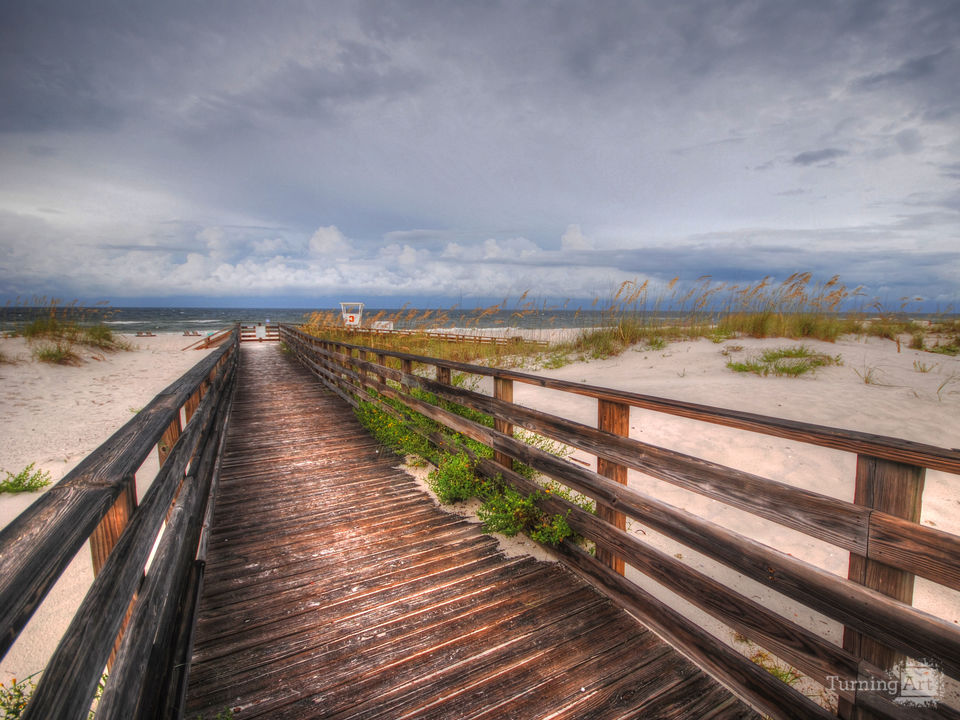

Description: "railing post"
377 353 387 388
358 349 368 390
493 377 514 470
88 473 138 669
157 416 182 466
401 358 413 394
840 454 925 719
184 387 202 424
89 476 138 577
437 365 451 386
597 399 630 575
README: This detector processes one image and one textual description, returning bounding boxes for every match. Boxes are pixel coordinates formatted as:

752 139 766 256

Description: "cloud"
852 49 951 91
309 225 350 259
939 162 960 180
1 3 958 308
560 225 593 251
894 128 922 154
790 148 849 166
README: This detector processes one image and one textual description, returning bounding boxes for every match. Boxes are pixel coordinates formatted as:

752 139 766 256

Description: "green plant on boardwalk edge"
1 672 108 719
1 463 52 494
354 399 580 548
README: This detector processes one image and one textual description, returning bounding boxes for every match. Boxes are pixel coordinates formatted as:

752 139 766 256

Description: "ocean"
0 306 636 335
4 305 947 336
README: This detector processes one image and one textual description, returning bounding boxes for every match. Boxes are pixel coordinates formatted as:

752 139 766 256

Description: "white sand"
2 329 958 703
508 333 960 707
0 333 214 681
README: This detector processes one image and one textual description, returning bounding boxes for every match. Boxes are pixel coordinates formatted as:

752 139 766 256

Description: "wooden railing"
0 329 239 720
239 322 279 343
282 324 960 720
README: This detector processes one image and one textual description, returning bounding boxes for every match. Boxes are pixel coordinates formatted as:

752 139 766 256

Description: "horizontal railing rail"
282 323 960 720
0 329 239 720
239 322 280 342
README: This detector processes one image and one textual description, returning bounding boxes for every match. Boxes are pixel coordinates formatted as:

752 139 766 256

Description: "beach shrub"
0 671 109 719
478 485 541 536
528 511 574 546
748 649 802 686
427 453 485 504
541 352 571 369
80 323 122 350
12 299 130 361
354 399 434 463
1 463 52 493
354 394 575 547
930 339 960 356
541 480 596 515
727 345 840 377
477 485 575 547
0 674 37 718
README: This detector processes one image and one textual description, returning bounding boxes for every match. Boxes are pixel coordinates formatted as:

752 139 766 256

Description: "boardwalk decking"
185 345 758 719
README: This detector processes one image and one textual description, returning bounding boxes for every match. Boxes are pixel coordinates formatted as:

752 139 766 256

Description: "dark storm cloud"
0 1 958 305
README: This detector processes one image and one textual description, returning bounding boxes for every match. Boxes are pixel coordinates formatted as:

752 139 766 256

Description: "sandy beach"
1 329 958 703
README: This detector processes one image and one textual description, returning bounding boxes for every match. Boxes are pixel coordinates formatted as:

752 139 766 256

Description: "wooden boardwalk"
185 345 757 719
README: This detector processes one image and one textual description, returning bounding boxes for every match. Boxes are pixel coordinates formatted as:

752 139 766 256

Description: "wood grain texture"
596 399 629 574
186 343 755 719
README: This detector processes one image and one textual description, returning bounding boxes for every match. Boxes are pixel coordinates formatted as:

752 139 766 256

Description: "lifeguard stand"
340 302 364 327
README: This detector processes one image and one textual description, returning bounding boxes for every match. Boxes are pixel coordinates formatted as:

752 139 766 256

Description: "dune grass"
3 298 131 364
297 273 957 368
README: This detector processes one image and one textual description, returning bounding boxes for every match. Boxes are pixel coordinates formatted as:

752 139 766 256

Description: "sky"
1 0 958 309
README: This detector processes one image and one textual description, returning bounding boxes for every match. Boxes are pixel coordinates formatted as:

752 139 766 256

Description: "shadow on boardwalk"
186 344 756 719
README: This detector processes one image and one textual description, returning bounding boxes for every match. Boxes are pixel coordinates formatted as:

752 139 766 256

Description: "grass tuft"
32 341 82 365
727 345 840 377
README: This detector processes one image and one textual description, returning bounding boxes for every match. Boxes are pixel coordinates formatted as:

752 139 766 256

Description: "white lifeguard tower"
339 302 364 327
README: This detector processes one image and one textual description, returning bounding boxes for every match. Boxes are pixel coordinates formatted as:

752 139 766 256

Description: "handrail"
284 327 960 473
282 323 960 719
0 329 239 719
